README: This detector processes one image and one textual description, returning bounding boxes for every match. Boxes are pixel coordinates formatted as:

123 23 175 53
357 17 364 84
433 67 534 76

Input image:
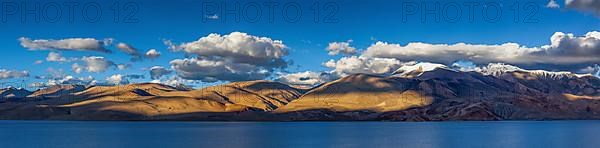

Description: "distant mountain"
0 64 599 121
0 87 32 100
29 85 87 98
0 81 303 120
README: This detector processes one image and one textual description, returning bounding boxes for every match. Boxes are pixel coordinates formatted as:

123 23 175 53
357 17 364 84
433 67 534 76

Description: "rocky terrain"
1 64 600 121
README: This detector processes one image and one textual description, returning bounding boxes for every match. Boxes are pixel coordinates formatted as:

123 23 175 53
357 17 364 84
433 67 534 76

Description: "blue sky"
1 0 599 89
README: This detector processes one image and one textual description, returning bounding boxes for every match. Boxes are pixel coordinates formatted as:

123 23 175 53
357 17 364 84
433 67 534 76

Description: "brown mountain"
0 87 32 101
0 68 599 121
275 68 600 121
0 81 303 120
28 85 87 98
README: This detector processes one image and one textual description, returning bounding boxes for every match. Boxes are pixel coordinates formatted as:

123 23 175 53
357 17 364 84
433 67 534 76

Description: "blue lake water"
1 121 599 148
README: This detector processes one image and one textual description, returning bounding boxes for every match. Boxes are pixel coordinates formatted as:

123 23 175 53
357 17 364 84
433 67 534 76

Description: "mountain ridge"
0 65 599 121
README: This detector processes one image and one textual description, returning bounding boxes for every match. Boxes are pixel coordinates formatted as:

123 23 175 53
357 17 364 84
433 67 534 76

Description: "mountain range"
1 63 599 121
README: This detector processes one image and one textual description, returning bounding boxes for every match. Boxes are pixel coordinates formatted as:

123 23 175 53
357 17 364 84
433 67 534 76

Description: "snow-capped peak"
2 86 24 90
475 63 584 79
474 63 524 76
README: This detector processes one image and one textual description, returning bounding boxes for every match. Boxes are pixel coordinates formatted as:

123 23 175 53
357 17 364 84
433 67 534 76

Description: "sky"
1 0 600 89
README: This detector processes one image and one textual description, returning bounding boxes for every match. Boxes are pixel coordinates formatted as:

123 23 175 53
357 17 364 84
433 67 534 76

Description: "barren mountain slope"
161 80 304 111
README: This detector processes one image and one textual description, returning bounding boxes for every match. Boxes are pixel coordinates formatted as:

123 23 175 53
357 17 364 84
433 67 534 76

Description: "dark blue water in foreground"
1 121 599 148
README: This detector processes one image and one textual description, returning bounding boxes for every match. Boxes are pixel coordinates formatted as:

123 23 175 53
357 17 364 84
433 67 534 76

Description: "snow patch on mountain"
474 63 524 76
475 63 588 79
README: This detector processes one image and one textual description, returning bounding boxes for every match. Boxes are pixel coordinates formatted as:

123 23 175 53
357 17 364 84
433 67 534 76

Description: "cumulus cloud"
177 32 288 68
47 52 67 62
276 56 405 87
47 76 95 86
71 63 84 74
326 40 357 55
104 74 145 86
117 64 131 70
163 39 179 51
547 0 560 8
116 42 143 61
0 69 29 79
171 58 270 82
72 56 116 73
535 32 600 59
106 74 129 85
46 52 76 62
145 49 161 59
149 66 172 79
323 56 403 76
30 75 97 88
19 37 112 53
565 0 600 15
362 31 600 68
150 76 198 88
363 42 537 65
170 32 290 82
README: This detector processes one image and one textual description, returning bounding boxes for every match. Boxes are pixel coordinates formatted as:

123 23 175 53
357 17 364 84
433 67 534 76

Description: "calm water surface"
0 121 599 148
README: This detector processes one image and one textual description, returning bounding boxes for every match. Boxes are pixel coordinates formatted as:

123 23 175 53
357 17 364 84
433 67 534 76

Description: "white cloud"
36 68 68 80
326 40 357 55
46 52 76 62
152 75 196 87
47 52 67 62
30 75 96 88
49 75 95 86
178 32 288 69
116 42 142 61
547 0 560 8
145 49 161 59
163 39 179 51
170 57 270 82
117 64 130 70
72 56 116 73
106 74 129 85
205 14 219 19
0 69 29 79
363 41 537 65
363 31 600 66
150 66 172 79
536 31 600 59
103 74 145 86
170 32 290 82
323 56 403 76
71 63 84 74
275 71 332 87
565 0 600 15
19 37 112 53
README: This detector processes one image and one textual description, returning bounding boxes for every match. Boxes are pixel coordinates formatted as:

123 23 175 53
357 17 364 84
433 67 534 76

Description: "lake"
0 121 599 148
